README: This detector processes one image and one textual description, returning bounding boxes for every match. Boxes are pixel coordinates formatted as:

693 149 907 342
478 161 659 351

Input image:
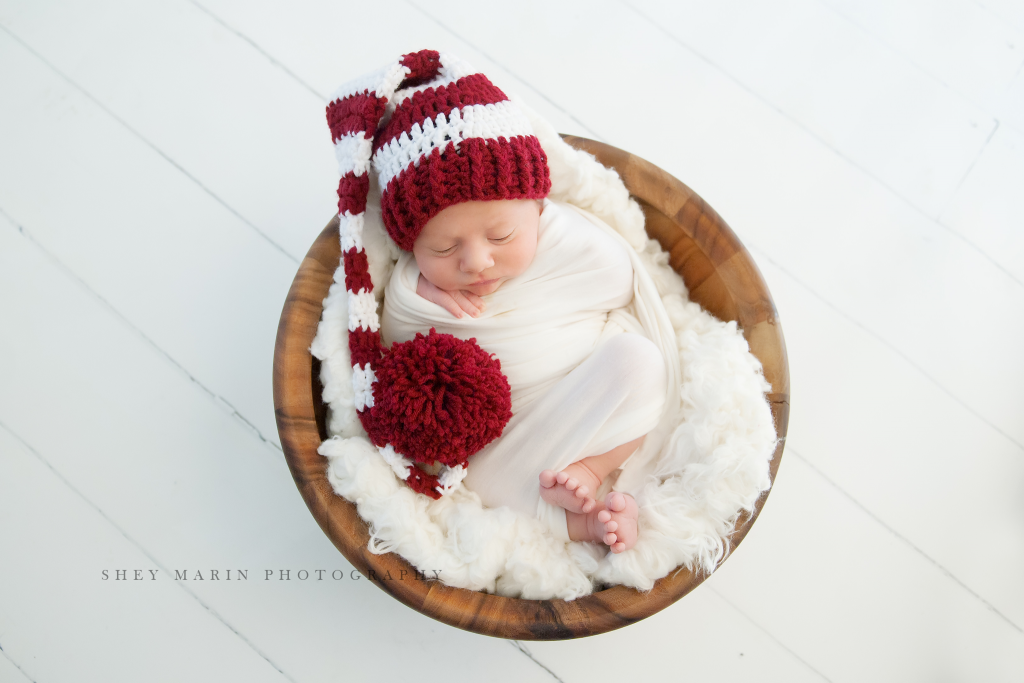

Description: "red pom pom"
367 329 512 468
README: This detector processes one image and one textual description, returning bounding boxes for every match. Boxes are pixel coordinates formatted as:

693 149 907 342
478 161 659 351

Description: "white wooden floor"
1 0 1022 680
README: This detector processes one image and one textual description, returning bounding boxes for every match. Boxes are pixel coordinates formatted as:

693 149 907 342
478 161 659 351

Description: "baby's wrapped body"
381 200 667 539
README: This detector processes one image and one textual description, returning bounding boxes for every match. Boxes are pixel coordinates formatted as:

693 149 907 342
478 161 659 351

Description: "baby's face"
412 199 542 296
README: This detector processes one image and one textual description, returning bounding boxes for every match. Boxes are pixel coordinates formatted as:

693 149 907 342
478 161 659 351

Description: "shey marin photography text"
99 568 443 582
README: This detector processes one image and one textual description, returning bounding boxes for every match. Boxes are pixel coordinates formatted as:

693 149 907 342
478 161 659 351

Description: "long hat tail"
326 50 511 498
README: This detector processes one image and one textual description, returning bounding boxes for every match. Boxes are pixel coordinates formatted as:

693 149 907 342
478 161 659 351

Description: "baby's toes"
597 510 611 524
599 492 638 553
604 532 618 545
605 491 627 513
564 477 580 492
581 499 596 514
538 470 558 488
574 484 590 499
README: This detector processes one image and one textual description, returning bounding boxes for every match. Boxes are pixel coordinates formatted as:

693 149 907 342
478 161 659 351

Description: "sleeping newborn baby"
381 197 667 553
329 48 666 554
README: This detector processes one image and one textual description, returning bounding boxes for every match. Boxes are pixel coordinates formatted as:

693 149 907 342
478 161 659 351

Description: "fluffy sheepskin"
310 101 778 600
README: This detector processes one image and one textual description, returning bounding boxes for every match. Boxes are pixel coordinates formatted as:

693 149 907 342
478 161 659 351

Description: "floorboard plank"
526 585 829 682
0 30 291 450
755 253 1024 627
0 429 292 683
0 0 332 262
818 0 1024 129
708 453 1024 682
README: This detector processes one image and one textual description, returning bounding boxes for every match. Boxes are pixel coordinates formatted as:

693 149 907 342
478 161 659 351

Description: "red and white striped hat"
326 50 547 498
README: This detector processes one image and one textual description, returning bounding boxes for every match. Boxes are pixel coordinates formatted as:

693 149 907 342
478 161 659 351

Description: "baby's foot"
596 492 638 554
539 462 599 514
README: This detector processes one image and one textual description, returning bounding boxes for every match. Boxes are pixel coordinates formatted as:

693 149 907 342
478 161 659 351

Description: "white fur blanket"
311 102 777 600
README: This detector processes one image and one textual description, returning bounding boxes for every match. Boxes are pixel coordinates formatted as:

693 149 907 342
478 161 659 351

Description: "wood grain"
272 136 790 640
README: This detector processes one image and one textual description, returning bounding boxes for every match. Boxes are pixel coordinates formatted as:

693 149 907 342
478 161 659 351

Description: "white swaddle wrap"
381 200 681 536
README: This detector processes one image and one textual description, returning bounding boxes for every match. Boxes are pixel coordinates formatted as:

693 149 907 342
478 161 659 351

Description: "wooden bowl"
273 136 790 640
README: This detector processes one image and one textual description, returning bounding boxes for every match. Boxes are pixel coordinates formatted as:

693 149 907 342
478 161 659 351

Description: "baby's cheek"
415 258 437 283
514 243 538 275
419 262 457 292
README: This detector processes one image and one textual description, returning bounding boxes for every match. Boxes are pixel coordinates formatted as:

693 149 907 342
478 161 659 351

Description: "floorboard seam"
509 641 567 683
749 243 1024 455
185 0 327 102
0 207 285 462
971 0 1024 36
817 0 1024 140
707 587 833 682
790 447 1023 634
402 0 606 142
0 23 299 267
618 0 1024 294
811 3 1024 289
0 419 298 683
182 0 604 143
0 646 37 683
935 120 1021 289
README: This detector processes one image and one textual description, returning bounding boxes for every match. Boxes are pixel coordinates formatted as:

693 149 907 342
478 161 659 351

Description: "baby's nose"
460 246 494 273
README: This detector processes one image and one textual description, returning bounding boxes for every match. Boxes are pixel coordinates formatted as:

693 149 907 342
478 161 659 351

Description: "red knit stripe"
343 248 373 294
373 73 509 153
337 172 369 216
398 50 442 89
380 135 551 250
349 328 383 368
404 469 443 500
327 94 386 142
356 410 384 452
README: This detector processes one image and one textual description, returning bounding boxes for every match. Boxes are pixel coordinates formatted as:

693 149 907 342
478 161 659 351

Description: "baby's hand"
417 274 486 319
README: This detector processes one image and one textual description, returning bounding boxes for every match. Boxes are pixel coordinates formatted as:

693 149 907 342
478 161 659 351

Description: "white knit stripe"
347 290 379 332
435 464 467 496
338 212 364 252
390 52 477 107
334 132 373 177
351 363 376 411
329 60 410 104
373 101 534 190
378 444 412 480
376 60 413 99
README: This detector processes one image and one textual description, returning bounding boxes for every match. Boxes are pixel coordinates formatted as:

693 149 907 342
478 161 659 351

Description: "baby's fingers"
436 293 467 319
417 276 461 318
461 291 486 311
431 288 466 318
450 290 482 318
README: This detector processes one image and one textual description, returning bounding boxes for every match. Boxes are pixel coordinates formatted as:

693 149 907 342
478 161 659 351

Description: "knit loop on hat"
326 50 540 497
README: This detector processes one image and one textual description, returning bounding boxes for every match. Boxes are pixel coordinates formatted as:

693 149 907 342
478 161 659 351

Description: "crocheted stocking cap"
327 50 550 498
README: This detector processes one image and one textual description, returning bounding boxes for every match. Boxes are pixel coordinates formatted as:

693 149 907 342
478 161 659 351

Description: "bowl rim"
272 135 790 640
